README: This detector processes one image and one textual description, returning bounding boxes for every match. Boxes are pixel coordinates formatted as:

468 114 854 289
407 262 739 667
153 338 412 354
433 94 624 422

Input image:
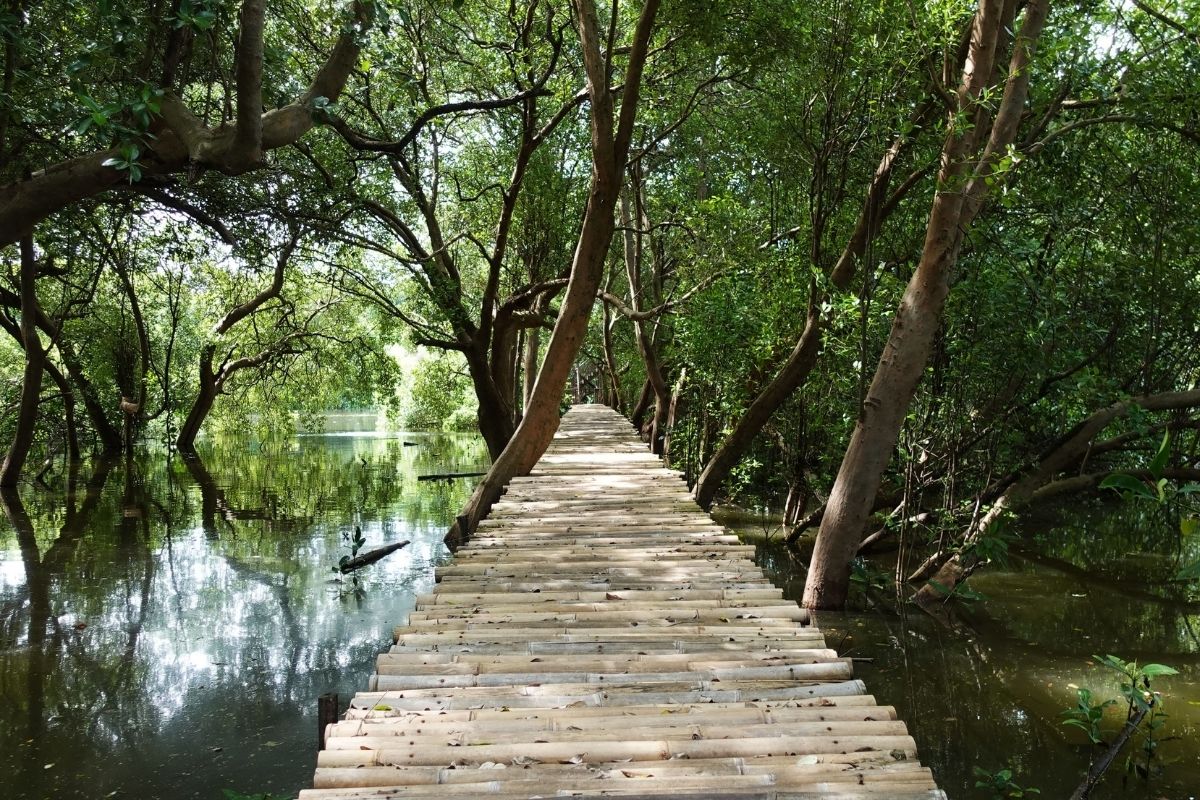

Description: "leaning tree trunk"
443 0 661 549
522 325 540 412
803 0 1049 610
619 191 670 452
913 387 1200 608
0 236 44 488
44 362 81 462
176 345 219 453
690 101 939 510
59 341 123 454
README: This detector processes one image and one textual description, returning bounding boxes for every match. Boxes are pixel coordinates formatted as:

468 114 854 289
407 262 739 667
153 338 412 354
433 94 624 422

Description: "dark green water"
748 502 1200 800
3 429 1198 800
0 426 486 800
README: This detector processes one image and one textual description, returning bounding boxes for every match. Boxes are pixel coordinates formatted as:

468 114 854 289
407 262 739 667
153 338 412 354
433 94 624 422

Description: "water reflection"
750 501 1200 799
0 427 486 800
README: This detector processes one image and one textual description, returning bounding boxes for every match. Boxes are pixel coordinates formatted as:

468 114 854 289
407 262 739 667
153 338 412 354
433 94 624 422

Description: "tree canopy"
2 0 1199 608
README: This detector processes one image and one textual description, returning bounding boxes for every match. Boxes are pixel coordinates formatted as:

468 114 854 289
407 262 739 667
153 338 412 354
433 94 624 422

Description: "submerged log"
418 471 486 482
339 541 410 573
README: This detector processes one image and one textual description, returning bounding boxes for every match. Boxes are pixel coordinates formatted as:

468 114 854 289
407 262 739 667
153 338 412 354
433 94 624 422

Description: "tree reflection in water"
0 429 485 800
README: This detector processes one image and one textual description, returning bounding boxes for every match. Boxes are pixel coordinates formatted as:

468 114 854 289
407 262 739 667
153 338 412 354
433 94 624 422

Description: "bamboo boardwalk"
304 404 944 799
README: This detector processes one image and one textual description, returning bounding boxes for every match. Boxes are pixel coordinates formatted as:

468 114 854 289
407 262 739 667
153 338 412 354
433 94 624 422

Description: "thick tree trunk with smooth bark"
1 237 44 488
803 0 1049 610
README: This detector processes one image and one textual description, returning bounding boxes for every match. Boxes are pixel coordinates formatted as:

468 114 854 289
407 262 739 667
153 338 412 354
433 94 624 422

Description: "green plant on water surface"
1061 687 1115 745
1061 654 1179 791
972 764 1040 798
1094 654 1177 780
848 556 891 593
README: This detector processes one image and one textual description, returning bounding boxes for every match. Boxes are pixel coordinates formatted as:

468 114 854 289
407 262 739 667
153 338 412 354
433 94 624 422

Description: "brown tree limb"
0 0 374 244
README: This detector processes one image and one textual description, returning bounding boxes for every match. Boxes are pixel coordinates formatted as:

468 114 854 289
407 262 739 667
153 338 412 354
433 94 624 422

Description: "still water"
747 502 1200 800
0 425 486 800
3 426 1199 800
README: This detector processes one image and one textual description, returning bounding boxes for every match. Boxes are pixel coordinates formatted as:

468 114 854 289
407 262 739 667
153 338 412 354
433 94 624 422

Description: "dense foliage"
2 0 1199 604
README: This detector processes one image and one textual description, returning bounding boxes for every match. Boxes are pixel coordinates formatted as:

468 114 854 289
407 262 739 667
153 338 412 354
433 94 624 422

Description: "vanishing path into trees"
304 405 943 798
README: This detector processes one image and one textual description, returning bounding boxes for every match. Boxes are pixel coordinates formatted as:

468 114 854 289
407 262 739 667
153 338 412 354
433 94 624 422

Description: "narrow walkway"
304 405 944 799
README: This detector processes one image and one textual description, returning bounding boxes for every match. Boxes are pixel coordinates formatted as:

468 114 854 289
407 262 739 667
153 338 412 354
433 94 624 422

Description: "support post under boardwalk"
303 405 945 799
317 693 338 751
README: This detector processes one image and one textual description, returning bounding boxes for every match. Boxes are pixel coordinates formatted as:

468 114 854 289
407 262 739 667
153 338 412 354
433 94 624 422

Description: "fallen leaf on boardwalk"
605 593 622 600
478 762 506 770
511 755 541 766
561 754 585 764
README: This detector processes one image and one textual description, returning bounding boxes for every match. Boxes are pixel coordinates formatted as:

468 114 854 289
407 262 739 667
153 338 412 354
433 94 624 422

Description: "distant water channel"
740 502 1200 799
0 418 486 800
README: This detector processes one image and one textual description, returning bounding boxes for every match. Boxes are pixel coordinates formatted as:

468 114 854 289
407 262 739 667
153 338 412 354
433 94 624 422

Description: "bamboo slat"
305 404 944 799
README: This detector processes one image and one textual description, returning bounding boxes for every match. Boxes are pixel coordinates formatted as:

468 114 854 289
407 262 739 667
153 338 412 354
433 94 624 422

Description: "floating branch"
339 540 410 573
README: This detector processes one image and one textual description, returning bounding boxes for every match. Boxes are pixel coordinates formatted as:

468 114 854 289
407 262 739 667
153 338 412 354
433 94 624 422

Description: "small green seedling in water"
1061 687 1115 745
973 764 1040 798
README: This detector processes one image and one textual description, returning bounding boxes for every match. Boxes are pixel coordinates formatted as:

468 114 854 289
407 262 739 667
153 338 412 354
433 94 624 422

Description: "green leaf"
1149 431 1171 478
1140 663 1178 678
1099 473 1155 500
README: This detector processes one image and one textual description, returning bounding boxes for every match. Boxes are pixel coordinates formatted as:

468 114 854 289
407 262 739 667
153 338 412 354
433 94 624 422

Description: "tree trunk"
663 367 686 466
630 377 653 433
44 362 80 462
914 387 1200 607
469 343 518 460
601 303 623 412
694 304 821 507
0 236 44 488
58 342 123 454
522 326 540 412
803 0 1048 610
443 0 661 549
619 191 670 453
690 103 938 509
176 345 219 453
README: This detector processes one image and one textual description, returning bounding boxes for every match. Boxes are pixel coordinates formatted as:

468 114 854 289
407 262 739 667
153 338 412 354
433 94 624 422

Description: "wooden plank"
305 405 944 800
